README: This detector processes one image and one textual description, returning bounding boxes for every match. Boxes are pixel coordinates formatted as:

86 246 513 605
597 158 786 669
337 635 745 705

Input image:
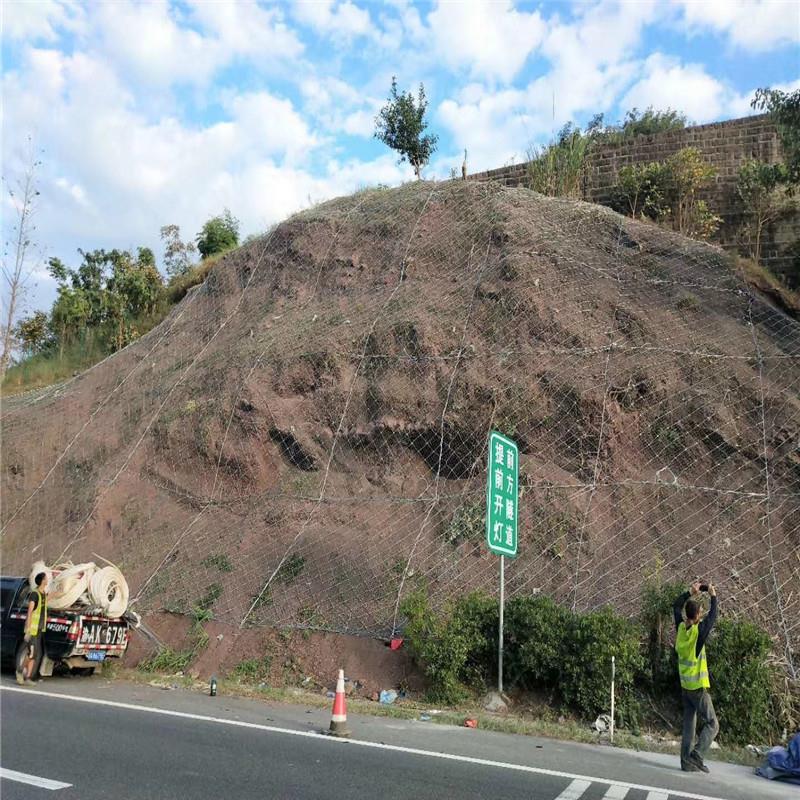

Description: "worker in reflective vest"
673 581 719 774
19 571 49 685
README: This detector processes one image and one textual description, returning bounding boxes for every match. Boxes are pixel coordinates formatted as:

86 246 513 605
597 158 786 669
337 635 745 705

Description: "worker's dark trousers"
681 688 719 767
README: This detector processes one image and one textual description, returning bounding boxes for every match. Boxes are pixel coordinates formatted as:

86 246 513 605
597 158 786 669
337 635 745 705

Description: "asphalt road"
0 675 790 800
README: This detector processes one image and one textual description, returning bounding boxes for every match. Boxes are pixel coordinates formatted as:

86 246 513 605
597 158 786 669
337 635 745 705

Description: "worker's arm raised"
673 587 692 629
696 584 718 653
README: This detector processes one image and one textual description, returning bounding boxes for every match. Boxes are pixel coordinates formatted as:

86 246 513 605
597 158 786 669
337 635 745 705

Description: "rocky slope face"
2 181 798 668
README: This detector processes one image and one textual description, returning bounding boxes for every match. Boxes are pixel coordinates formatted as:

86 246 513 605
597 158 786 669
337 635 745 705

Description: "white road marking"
602 785 629 799
2 685 728 800
0 767 72 790
645 794 669 800
555 778 592 799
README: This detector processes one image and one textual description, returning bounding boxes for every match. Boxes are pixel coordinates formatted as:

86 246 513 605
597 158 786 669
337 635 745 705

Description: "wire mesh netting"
1 181 798 677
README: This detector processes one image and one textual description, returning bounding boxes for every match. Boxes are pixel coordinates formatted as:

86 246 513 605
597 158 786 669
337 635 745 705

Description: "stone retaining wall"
469 115 798 286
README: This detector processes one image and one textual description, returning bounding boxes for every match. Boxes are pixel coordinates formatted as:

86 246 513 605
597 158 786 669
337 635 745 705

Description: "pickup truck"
1 576 131 678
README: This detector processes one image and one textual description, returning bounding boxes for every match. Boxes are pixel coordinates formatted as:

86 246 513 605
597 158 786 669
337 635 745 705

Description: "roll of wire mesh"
36 560 130 618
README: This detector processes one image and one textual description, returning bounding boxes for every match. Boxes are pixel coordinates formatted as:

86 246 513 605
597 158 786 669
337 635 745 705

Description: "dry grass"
736 255 800 317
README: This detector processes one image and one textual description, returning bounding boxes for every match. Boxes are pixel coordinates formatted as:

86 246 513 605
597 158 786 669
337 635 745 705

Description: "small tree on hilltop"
196 210 240 259
13 310 50 357
737 160 796 265
752 87 800 185
374 77 438 179
160 224 197 278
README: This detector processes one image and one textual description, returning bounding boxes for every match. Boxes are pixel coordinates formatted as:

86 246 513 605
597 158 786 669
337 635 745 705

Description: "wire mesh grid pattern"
1 181 798 678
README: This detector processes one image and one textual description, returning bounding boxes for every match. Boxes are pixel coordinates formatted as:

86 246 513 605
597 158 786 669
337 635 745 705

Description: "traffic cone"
328 668 351 737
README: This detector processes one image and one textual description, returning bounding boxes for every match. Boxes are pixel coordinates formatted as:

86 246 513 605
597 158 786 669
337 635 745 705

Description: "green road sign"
486 431 518 558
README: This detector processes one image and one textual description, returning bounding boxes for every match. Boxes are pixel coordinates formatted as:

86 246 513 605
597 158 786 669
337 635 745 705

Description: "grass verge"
110 666 760 768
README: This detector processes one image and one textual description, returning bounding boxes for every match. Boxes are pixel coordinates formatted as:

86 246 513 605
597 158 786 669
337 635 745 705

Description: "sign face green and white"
486 431 518 558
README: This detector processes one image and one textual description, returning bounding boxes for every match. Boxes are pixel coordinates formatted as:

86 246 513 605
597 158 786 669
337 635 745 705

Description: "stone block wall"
469 115 798 286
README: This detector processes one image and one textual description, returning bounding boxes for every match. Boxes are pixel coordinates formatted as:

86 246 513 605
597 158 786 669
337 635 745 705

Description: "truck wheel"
71 667 95 677
15 640 41 680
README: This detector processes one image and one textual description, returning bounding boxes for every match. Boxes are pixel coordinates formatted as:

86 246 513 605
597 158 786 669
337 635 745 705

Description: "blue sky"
2 0 799 313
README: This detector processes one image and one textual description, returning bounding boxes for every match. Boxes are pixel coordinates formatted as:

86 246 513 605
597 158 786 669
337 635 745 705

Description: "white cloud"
434 0 659 169
427 0 546 83
543 0 661 69
92 0 216 88
621 54 733 123
1 0 84 42
438 86 532 170
1 40 402 313
55 177 89 207
293 0 372 38
674 0 800 52
88 0 304 90
187 0 305 64
225 92 319 162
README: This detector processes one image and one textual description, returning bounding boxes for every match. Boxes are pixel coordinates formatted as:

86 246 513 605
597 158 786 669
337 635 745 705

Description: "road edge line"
1 685 730 800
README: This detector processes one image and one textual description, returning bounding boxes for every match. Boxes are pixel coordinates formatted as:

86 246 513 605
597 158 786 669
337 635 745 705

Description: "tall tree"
48 247 163 353
160 224 197 277
1 139 42 375
374 77 438 179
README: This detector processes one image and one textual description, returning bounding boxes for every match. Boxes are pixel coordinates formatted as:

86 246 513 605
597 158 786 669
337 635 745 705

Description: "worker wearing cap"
19 571 49 685
674 581 719 773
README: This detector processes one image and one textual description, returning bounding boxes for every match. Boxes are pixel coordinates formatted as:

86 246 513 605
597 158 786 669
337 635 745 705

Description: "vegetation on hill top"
2 215 239 396
375 76 438 179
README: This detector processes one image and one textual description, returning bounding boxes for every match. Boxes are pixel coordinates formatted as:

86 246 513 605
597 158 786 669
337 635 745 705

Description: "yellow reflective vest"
28 589 47 638
675 621 709 690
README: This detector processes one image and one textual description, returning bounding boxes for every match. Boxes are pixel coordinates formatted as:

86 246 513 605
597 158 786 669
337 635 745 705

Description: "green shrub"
138 646 193 674
201 553 233 572
277 554 306 583
675 294 700 311
195 582 223 612
505 595 569 689
444 501 484 545
526 124 589 198
613 161 671 221
611 148 721 240
449 592 498 688
560 606 645 725
196 209 239 259
400 585 784 740
708 618 778 744
400 587 496 704
231 654 272 682
640 579 685 693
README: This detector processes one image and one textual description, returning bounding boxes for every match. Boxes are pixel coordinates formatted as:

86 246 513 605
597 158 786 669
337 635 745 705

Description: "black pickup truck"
0 576 131 678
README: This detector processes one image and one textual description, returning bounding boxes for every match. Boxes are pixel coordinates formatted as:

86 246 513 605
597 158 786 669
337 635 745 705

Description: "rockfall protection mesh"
1 181 798 678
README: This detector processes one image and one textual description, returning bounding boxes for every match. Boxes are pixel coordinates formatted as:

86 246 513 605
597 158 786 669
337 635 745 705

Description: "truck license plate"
87 651 106 662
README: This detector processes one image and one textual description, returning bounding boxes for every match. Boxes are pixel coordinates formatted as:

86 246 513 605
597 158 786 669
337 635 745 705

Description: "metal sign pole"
498 555 504 693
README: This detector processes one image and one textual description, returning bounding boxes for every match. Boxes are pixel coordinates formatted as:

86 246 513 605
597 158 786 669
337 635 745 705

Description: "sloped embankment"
2 181 798 670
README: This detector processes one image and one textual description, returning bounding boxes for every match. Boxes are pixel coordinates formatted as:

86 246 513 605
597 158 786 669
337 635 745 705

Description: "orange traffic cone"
329 668 351 737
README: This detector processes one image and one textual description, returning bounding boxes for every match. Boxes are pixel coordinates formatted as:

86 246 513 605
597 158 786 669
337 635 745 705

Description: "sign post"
486 431 519 694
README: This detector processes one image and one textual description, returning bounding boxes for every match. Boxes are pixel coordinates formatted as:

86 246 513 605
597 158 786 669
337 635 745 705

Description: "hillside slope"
2 181 798 669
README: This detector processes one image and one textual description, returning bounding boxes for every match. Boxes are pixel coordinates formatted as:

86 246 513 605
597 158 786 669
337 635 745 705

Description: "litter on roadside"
419 714 431 721
755 733 800 785
464 718 478 728
379 689 398 705
591 714 612 733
